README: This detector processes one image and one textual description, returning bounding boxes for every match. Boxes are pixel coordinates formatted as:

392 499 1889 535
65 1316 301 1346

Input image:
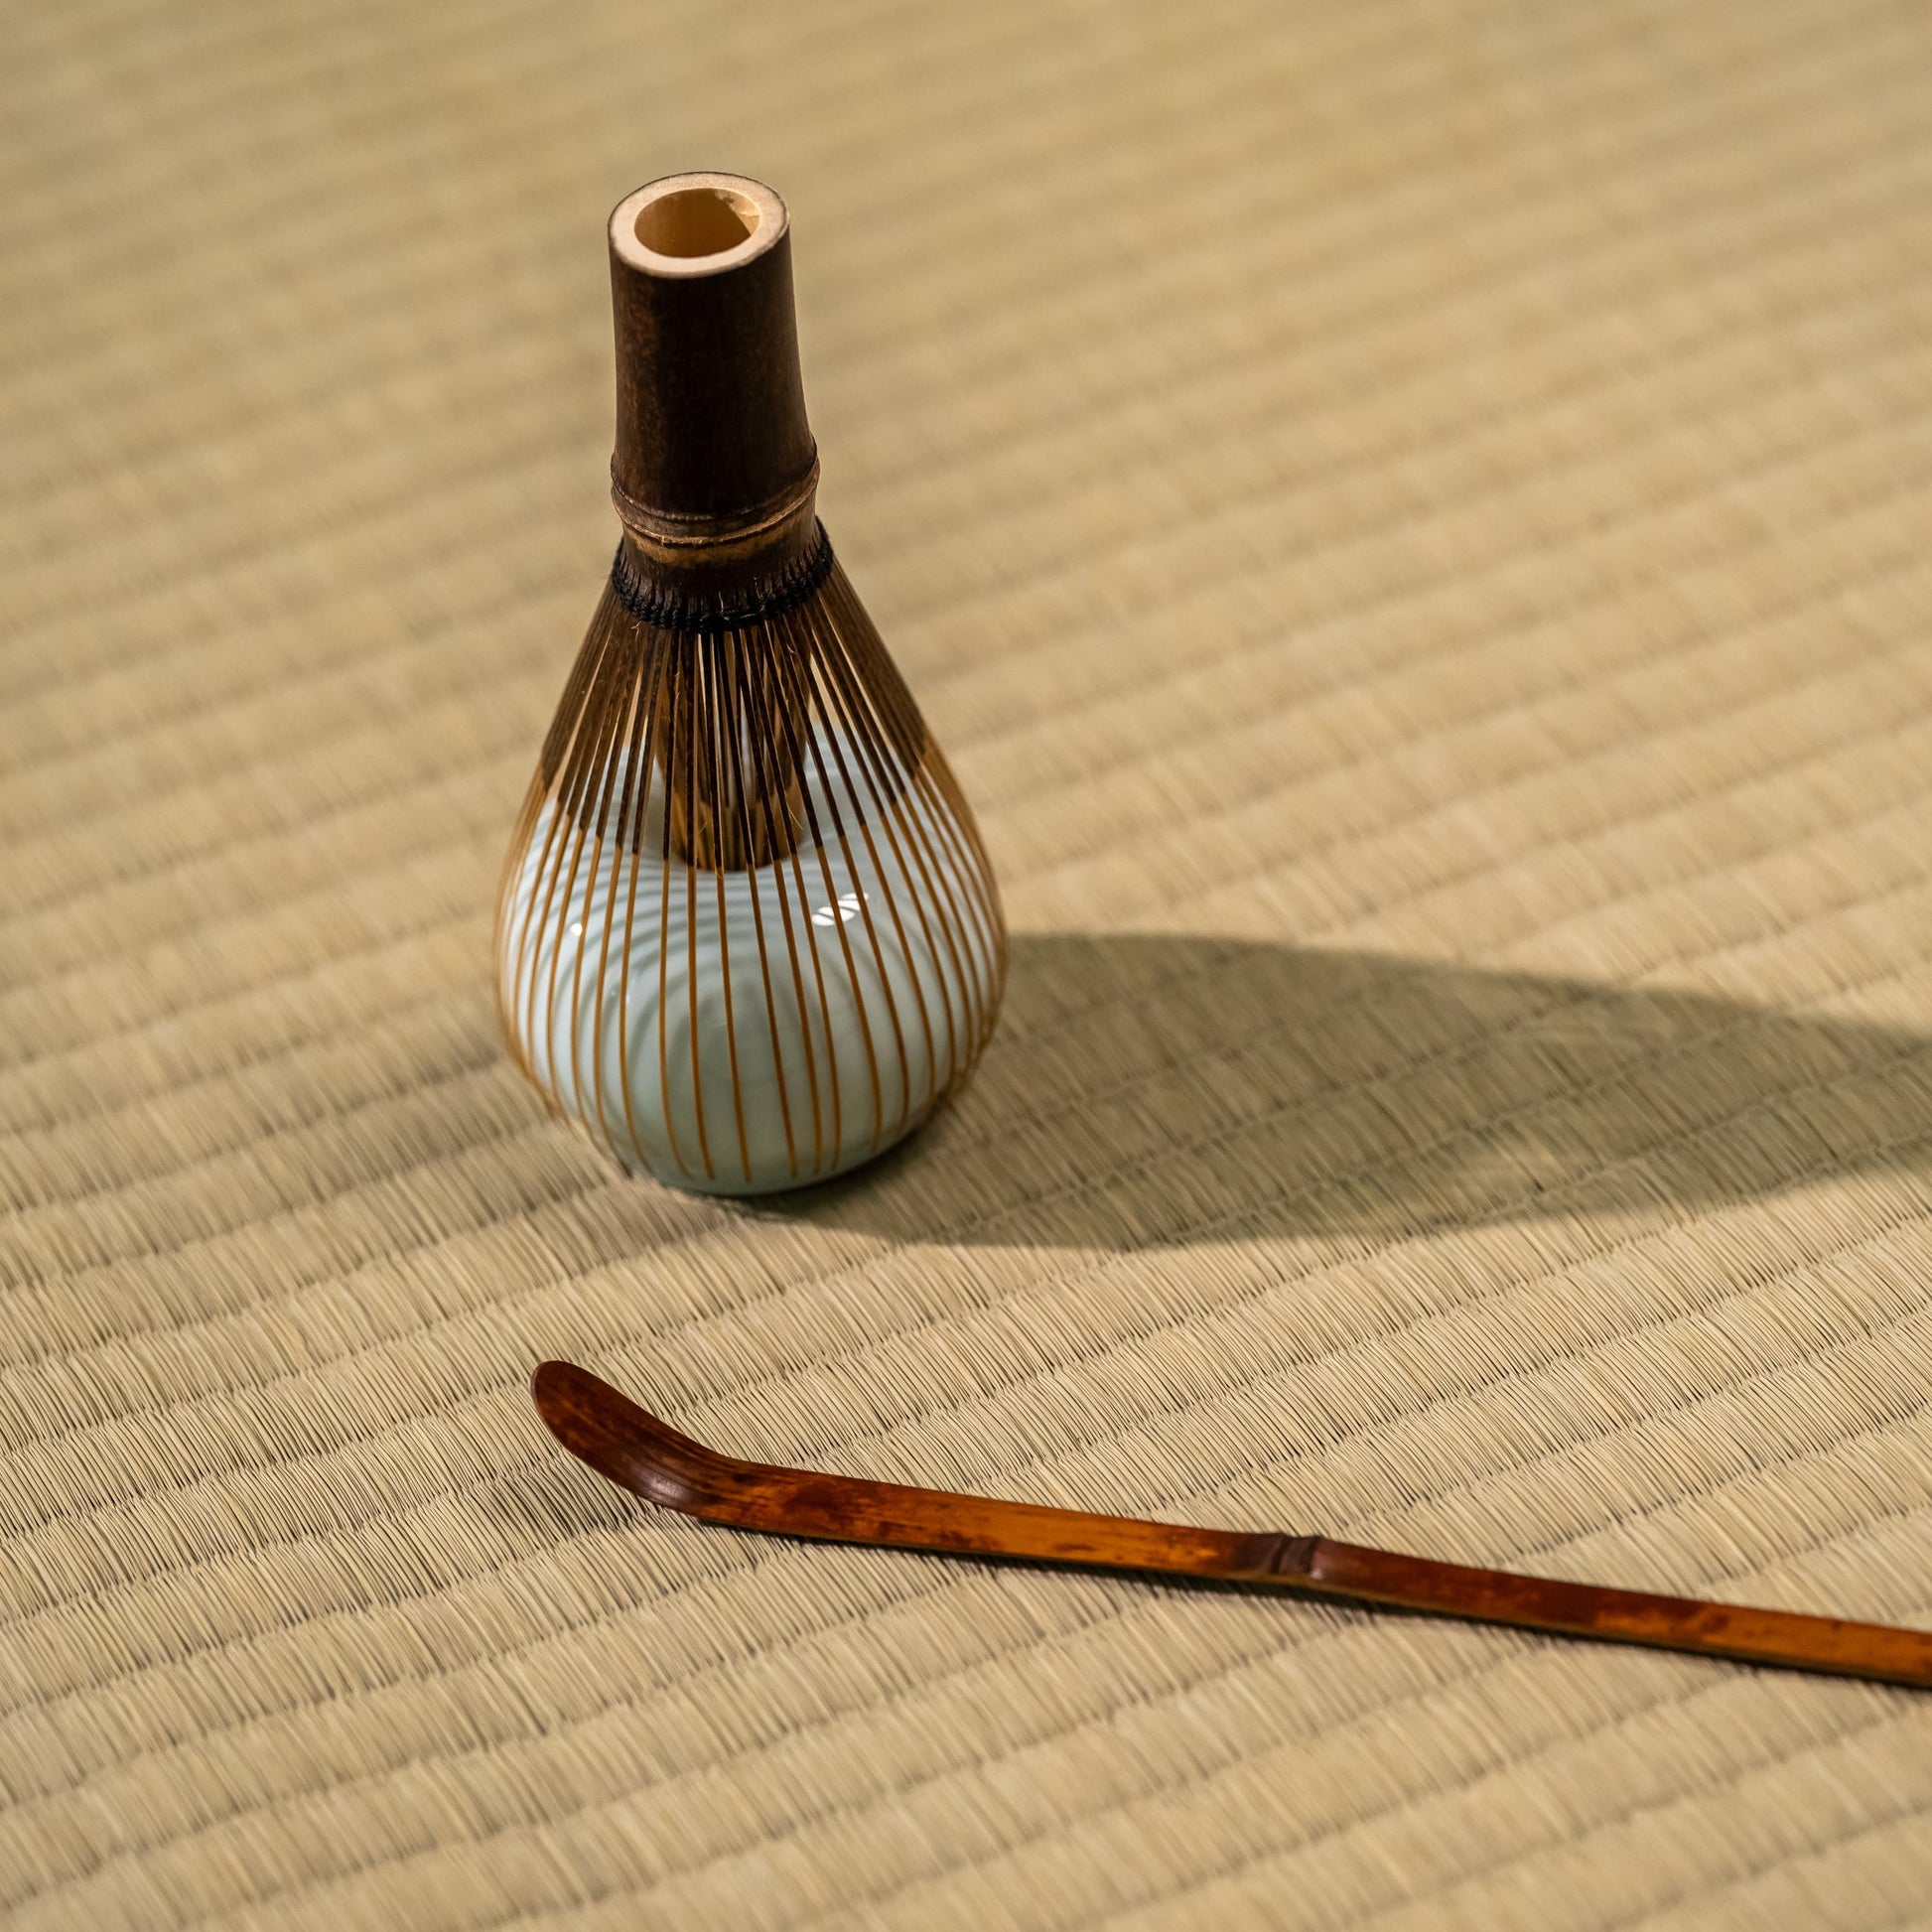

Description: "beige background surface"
6 0 1932 1924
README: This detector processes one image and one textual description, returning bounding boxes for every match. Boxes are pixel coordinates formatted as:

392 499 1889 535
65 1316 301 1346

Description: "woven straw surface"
6 0 1932 1924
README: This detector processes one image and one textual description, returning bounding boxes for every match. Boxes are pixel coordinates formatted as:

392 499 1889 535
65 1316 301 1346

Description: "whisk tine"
499 536 1005 1195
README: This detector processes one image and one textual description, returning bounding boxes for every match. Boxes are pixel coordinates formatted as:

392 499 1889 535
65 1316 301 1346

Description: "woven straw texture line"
5 0 1932 1925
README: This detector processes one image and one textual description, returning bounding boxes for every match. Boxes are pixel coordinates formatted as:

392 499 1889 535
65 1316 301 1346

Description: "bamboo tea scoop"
532 1360 1932 1688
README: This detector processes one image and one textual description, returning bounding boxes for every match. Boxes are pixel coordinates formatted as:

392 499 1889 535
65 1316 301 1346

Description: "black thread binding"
611 523 834 633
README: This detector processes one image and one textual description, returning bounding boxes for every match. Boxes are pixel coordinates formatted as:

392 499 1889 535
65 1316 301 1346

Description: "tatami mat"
5 0 1932 1924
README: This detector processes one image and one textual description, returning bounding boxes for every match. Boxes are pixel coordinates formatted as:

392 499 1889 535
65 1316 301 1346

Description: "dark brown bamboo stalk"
533 1360 1932 1689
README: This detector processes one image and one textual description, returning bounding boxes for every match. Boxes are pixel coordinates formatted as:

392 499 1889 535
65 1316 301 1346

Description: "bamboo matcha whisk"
496 173 1007 1195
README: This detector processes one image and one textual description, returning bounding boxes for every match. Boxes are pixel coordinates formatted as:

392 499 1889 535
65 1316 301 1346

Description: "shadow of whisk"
760 932 1932 1249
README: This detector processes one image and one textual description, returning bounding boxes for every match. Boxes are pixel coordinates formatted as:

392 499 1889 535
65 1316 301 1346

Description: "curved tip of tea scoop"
532 1360 746 1514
